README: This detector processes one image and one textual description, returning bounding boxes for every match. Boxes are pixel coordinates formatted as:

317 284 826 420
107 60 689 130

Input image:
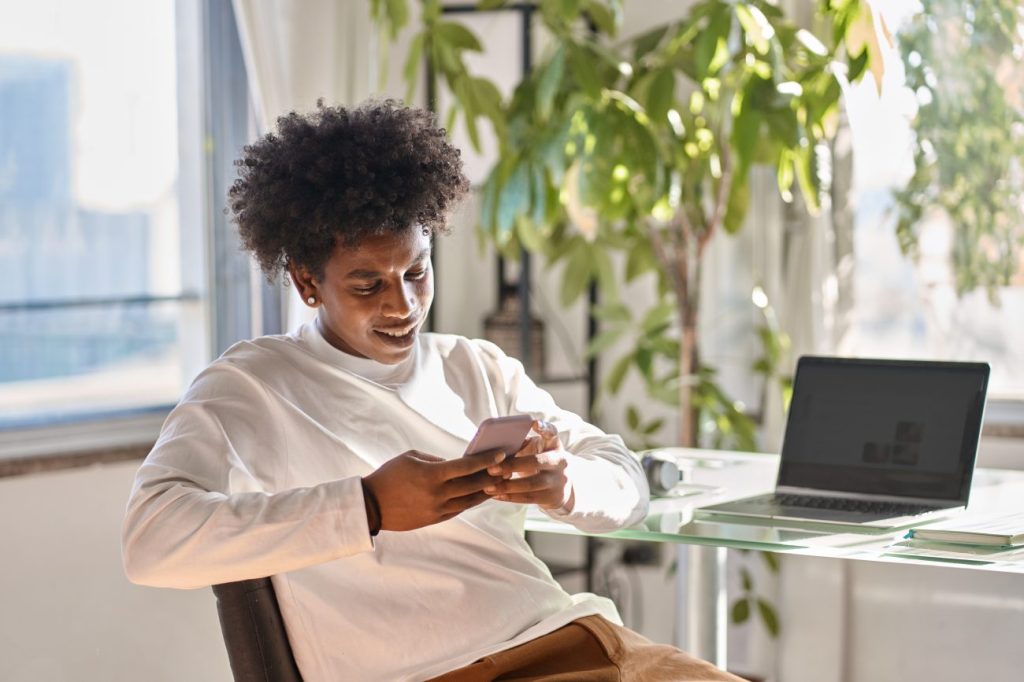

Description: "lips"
373 319 420 347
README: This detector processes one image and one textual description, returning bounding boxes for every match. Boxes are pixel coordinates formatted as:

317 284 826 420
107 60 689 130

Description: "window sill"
0 410 167 478
983 399 1024 439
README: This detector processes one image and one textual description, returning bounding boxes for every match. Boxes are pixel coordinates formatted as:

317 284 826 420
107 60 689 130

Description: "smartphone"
463 414 534 457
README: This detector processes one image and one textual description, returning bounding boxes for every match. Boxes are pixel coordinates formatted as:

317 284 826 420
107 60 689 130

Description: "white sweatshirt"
122 322 649 681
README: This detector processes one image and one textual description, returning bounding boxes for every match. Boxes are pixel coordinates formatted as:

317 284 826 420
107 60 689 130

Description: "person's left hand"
484 420 574 511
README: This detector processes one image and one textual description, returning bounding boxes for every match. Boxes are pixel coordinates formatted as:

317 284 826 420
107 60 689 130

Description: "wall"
0 462 227 681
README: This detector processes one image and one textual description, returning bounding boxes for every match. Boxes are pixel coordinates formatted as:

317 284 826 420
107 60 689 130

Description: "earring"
307 295 316 306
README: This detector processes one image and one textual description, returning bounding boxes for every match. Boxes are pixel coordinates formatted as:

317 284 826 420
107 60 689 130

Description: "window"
840 1 1024 408
0 0 207 429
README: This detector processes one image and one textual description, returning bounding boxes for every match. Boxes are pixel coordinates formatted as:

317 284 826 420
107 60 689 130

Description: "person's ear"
288 262 320 308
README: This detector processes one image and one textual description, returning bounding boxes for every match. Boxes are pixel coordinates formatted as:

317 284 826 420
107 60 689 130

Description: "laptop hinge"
774 485 958 508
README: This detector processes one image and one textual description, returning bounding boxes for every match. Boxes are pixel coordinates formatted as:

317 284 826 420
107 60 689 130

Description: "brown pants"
426 615 746 682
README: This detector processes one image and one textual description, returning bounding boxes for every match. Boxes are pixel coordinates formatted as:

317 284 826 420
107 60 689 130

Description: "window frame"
0 0 282 471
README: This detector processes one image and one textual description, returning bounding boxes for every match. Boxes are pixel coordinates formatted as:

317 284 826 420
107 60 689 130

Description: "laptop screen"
777 356 989 502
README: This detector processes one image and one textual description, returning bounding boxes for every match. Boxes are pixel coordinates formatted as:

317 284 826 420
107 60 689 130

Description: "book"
905 511 1024 547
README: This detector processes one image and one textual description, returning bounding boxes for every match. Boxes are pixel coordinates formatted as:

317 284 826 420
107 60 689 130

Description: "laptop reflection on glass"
698 356 990 530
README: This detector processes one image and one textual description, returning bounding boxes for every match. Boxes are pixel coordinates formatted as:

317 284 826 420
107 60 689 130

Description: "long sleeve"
121 363 374 589
472 340 650 532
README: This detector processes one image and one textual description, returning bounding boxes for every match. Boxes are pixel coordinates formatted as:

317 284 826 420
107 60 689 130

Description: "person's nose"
382 280 416 318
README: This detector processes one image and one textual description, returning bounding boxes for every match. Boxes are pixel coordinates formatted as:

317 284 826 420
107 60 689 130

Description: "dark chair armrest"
212 577 303 682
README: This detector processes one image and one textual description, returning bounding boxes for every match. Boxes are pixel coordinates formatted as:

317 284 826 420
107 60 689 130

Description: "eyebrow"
343 248 432 280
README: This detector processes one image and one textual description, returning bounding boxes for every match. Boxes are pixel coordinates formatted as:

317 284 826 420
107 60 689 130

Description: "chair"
212 577 303 682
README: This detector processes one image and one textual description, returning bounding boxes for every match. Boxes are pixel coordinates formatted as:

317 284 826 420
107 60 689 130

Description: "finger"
490 490 559 506
443 469 500 498
404 450 445 463
440 450 506 480
491 450 567 478
490 455 542 478
532 419 558 439
509 435 542 460
485 472 559 496
440 491 492 517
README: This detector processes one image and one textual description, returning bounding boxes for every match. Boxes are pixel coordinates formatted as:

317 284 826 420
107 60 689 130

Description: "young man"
122 100 741 682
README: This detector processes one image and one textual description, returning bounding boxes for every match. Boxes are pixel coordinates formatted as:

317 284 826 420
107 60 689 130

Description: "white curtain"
231 0 380 329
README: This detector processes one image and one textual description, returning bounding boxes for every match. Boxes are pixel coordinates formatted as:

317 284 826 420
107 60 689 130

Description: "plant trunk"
678 320 700 447
678 253 702 448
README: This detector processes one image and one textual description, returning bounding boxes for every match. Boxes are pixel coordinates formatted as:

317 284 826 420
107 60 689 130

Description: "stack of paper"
905 511 1024 547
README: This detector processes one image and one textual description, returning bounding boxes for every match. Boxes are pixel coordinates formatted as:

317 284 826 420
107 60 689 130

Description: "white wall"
778 557 1024 682
0 462 227 681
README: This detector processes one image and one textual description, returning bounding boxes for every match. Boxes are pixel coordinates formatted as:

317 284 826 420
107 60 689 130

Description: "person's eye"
406 268 427 281
353 282 380 295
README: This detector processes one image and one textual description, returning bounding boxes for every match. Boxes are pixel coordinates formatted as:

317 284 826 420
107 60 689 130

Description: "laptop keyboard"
774 493 938 517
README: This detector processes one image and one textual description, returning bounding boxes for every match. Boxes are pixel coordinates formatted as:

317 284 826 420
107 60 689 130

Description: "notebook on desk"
698 356 990 529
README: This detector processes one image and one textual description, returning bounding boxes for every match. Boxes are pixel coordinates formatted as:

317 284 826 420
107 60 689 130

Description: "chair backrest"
212 577 303 682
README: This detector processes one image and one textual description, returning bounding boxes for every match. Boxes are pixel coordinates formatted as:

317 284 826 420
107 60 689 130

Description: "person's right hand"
361 450 505 532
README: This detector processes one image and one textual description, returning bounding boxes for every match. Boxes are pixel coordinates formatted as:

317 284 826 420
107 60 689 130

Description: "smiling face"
290 228 434 364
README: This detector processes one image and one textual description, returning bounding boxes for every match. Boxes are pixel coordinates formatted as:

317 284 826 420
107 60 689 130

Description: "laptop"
698 356 990 529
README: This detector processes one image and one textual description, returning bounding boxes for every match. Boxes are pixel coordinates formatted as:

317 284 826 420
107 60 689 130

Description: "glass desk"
526 448 1024 666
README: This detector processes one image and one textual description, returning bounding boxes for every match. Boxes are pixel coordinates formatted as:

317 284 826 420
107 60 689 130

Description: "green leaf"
646 68 675 123
723 174 750 234
560 240 593 306
591 300 632 323
443 94 459 129
530 165 547 228
568 44 604 98
647 335 679 358
731 101 760 177
459 87 482 150
633 25 669 61
496 162 530 238
777 150 795 197
431 38 462 77
433 21 483 52
537 46 567 120
403 32 426 102
765 110 799 148
634 347 654 382
694 8 732 78
641 417 665 435
795 143 823 213
740 567 753 592
641 299 675 334
626 404 640 431
649 380 679 406
731 598 751 625
422 0 440 22
516 215 546 253
384 0 410 37
760 551 780 573
467 76 504 121
848 47 869 83
735 4 772 55
710 36 732 75
584 0 618 36
592 245 617 299
479 166 500 235
586 326 626 358
757 599 780 638
625 239 657 281
605 352 633 394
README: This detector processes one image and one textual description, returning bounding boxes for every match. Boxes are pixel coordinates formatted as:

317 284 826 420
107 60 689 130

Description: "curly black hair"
228 99 469 279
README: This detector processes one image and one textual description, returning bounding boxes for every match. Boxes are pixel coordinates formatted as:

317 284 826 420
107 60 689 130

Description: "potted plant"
371 0 878 656
372 0 875 449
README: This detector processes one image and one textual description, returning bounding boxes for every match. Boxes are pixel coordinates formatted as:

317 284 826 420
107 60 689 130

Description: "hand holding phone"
463 415 533 458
